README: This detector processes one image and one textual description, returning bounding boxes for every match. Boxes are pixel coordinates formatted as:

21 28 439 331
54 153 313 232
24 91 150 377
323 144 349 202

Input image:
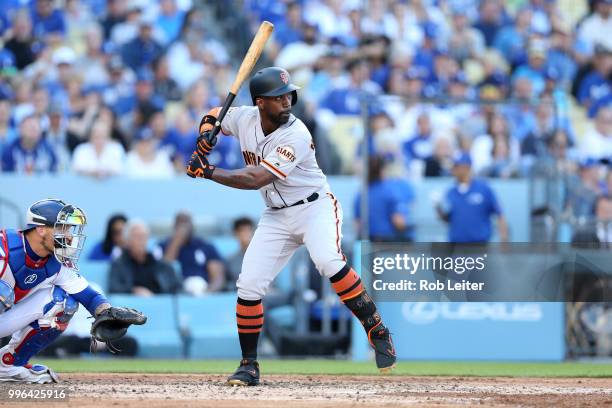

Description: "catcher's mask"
26 199 87 270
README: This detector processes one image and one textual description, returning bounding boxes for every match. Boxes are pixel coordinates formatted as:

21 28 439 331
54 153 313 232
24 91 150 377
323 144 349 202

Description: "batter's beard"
272 111 290 125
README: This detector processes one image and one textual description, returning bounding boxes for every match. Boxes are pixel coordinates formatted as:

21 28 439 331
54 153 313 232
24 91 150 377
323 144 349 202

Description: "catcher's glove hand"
90 306 147 354
186 151 215 179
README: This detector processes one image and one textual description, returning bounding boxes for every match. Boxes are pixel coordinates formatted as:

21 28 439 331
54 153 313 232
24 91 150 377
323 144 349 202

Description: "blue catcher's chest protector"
3 229 61 292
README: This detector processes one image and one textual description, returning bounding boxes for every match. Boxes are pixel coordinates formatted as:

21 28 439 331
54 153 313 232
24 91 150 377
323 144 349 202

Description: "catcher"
0 199 146 383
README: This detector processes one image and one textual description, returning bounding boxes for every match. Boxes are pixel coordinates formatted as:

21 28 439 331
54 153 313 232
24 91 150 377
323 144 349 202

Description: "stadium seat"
177 293 241 359
108 295 183 358
80 262 110 293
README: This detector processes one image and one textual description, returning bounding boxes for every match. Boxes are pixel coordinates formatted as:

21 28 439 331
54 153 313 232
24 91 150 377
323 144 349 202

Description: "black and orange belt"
270 192 319 210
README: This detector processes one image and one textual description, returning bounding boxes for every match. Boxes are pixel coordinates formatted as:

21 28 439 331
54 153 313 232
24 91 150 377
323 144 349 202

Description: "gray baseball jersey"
220 106 330 208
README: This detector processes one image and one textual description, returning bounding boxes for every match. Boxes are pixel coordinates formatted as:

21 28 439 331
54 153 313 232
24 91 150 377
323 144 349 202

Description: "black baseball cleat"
227 359 260 386
368 324 396 373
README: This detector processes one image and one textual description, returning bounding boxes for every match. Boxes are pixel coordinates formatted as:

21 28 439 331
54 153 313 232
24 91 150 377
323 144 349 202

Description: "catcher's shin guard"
0 287 76 383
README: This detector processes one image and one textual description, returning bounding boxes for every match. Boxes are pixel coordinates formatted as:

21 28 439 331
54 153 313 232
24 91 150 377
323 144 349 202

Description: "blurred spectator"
64 0 95 45
1 114 57 173
116 68 164 133
31 0 66 41
577 44 611 113
305 0 352 41
160 212 226 294
436 153 508 243
512 39 548 97
521 97 558 157
101 0 127 40
547 24 582 90
473 0 506 47
109 221 180 295
274 22 328 82
425 137 455 177
577 0 612 54
72 120 125 178
125 126 174 178
471 113 520 177
565 158 603 219
65 87 103 150
152 55 182 102
102 55 135 116
545 129 577 175
319 58 381 115
493 7 532 67
45 104 70 171
402 111 435 162
5 9 38 70
579 106 612 160
0 99 16 156
149 110 171 144
595 195 612 242
162 107 196 168
88 213 128 261
272 1 304 48
354 155 415 242
74 23 109 88
226 217 255 291
166 31 207 91
448 9 485 62
120 14 164 72
360 0 397 39
156 0 186 45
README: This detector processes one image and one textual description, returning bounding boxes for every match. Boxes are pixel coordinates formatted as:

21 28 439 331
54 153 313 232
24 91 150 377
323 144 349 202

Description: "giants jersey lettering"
221 106 330 208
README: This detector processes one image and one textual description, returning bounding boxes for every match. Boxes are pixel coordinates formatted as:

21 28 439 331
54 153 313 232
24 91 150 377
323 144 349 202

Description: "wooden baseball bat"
209 21 274 139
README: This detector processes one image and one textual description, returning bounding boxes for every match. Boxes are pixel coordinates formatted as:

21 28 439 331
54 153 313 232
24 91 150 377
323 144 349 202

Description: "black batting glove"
186 151 215 179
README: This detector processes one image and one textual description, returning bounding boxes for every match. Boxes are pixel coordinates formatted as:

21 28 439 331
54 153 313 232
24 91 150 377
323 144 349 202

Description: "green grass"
34 359 612 378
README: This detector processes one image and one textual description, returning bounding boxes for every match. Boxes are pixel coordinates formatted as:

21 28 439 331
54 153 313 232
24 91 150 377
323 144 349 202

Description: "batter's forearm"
210 167 276 190
211 168 261 190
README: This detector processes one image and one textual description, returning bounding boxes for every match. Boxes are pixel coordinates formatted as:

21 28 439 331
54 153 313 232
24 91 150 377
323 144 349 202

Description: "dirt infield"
5 373 612 408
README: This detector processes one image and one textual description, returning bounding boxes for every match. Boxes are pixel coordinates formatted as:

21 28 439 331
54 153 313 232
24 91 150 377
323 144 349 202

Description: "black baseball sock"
236 297 263 360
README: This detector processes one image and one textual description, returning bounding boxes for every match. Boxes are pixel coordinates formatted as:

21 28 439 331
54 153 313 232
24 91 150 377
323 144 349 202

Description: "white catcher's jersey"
220 106 330 208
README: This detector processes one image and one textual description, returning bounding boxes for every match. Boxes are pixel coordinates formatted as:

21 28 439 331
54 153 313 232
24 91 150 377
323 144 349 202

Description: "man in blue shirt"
436 153 508 243
2 115 57 174
160 212 226 292
578 45 611 115
30 0 66 39
354 156 415 242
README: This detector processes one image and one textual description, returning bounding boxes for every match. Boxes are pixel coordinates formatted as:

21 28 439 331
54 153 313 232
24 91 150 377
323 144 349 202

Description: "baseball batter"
186 67 395 386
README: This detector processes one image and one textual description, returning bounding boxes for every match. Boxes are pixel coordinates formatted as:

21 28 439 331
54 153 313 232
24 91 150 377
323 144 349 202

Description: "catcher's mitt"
90 306 147 353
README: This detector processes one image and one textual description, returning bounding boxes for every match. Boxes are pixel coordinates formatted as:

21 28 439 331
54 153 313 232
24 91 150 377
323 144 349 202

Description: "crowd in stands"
0 0 610 233
0 0 239 177
89 211 255 296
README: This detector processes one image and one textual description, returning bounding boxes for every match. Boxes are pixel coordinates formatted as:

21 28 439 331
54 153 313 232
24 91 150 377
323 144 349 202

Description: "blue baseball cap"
453 152 472 167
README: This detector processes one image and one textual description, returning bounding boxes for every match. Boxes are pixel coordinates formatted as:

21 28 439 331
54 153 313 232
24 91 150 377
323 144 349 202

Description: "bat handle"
210 92 237 138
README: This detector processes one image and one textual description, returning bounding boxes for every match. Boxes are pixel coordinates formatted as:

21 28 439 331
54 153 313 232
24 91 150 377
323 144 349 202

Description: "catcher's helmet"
25 199 87 270
249 67 300 106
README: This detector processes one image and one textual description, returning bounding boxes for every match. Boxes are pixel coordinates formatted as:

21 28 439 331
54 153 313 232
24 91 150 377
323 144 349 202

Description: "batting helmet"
249 67 300 106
